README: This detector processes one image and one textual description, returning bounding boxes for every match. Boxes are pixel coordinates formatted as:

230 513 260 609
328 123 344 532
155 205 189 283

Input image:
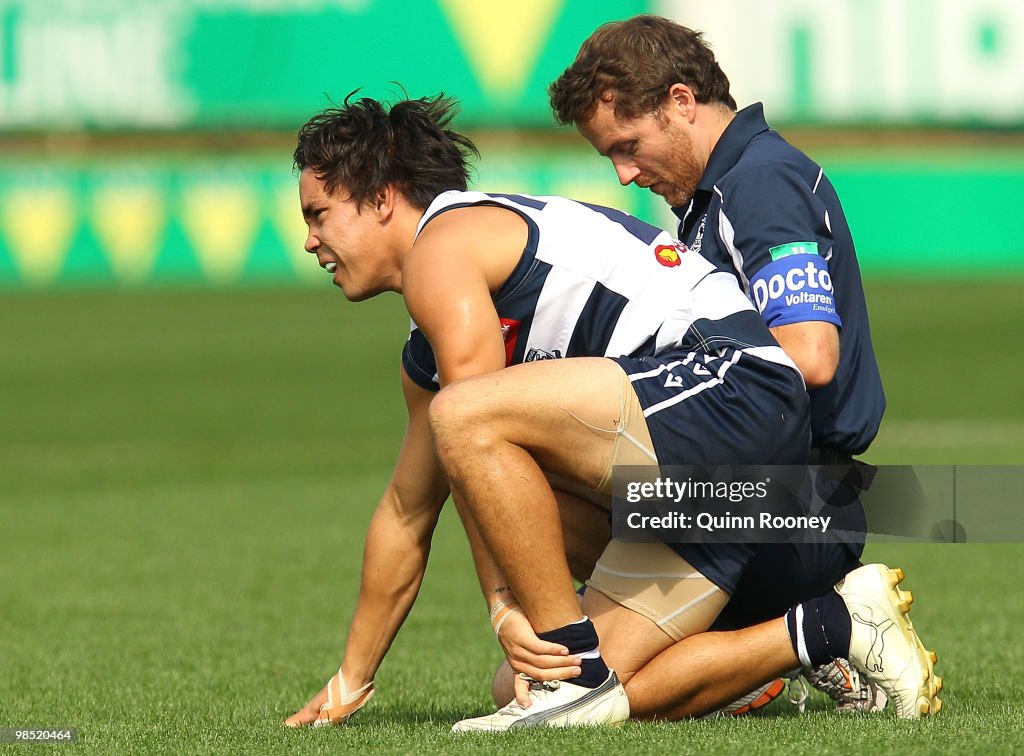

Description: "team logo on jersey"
499 318 521 366
525 347 562 362
691 214 706 254
654 242 687 267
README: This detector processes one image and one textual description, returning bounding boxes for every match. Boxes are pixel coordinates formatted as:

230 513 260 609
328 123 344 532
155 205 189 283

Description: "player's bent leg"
626 619 800 720
550 483 612 583
585 541 731 672
585 540 794 720
430 359 628 625
430 358 627 634
435 358 635 730
429 356 631 493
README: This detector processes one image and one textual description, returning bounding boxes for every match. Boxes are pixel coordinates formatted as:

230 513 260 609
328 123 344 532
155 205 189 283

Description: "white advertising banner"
656 0 1024 125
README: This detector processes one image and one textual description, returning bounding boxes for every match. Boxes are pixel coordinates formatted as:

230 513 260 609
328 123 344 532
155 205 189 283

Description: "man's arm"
337 368 450 688
770 320 839 389
715 163 844 388
286 367 449 726
402 206 518 384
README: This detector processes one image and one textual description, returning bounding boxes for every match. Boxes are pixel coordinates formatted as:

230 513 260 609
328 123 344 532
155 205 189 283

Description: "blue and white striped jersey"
401 190 798 391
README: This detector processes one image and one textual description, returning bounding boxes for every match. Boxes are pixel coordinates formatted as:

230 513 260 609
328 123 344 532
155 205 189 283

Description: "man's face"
578 98 704 208
299 168 390 301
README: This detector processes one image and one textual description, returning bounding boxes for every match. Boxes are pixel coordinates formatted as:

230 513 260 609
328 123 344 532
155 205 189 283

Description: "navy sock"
784 591 852 668
536 617 609 688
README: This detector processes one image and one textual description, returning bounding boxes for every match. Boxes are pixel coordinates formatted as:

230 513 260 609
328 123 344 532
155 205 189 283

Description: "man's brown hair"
549 15 736 125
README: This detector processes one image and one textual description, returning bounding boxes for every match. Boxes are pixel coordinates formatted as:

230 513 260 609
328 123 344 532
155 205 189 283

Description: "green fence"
0 147 1021 288
2 1 1023 287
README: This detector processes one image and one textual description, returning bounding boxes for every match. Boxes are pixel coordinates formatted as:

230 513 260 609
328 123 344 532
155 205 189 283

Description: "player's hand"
496 610 582 707
284 683 329 727
284 668 375 727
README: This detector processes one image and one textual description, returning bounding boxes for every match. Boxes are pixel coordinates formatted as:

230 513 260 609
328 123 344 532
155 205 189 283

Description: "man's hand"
284 683 329 727
496 610 582 706
284 668 375 728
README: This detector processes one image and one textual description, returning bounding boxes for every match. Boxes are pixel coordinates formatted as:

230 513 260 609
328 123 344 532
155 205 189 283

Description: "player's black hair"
549 14 736 125
293 91 478 210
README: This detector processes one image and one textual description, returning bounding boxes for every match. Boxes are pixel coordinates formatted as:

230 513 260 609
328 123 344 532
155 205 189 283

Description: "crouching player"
283 93 941 730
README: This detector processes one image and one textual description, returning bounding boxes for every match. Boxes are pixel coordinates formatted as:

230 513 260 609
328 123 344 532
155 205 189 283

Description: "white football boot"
803 658 887 712
835 564 942 719
452 670 629 732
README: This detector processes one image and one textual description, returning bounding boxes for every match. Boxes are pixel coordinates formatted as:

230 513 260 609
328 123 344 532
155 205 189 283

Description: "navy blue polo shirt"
674 103 885 455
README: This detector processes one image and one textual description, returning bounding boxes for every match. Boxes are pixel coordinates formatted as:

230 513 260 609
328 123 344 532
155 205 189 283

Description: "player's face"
299 169 395 301
578 99 704 208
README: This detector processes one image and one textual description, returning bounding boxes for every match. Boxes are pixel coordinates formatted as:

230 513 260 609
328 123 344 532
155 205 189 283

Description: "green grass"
1 280 1022 754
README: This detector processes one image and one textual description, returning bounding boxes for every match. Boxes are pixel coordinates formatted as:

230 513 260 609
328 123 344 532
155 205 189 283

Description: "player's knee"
427 382 467 444
491 660 515 706
428 381 501 459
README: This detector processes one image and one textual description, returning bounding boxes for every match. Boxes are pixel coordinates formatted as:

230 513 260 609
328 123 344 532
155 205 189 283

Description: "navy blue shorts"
709 540 863 629
612 348 853 613
612 349 810 467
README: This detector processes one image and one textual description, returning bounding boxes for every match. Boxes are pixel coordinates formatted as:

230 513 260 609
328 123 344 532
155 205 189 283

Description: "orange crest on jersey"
655 243 686 267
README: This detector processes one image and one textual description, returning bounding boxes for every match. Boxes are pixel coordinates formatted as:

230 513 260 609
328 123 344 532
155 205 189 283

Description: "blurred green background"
1 0 1023 287
2 1 1022 752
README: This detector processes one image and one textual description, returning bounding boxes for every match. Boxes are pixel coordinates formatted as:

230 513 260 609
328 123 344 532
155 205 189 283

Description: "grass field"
2 280 1023 754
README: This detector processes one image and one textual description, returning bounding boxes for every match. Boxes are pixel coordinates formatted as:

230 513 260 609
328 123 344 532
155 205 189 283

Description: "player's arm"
286 365 451 727
402 206 515 385
722 165 843 388
336 368 450 688
770 321 839 388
